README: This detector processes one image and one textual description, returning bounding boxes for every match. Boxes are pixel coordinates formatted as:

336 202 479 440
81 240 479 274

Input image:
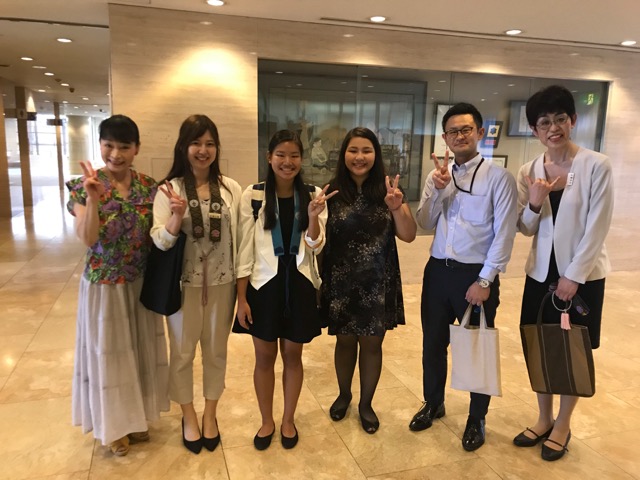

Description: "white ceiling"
1 0 638 116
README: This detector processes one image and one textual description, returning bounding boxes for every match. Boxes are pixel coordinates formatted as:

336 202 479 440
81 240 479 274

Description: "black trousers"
421 257 501 420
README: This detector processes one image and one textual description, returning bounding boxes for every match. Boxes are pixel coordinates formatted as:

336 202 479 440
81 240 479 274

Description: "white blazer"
236 184 327 290
517 148 614 284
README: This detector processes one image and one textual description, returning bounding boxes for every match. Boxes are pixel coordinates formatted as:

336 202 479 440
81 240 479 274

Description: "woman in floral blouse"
67 115 169 457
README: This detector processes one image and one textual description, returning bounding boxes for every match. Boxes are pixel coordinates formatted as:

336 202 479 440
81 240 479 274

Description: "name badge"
209 212 222 219
567 172 574 186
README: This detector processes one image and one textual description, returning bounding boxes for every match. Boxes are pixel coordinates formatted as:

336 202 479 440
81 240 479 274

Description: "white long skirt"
72 276 169 445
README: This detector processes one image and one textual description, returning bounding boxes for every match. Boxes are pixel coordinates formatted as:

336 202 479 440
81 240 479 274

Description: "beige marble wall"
109 5 640 271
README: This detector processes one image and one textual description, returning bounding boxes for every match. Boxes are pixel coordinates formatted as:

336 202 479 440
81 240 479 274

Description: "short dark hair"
442 103 483 131
99 114 140 145
329 127 386 205
526 85 576 127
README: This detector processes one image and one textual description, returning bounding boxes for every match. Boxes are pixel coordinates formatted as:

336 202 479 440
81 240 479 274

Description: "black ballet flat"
202 416 220 452
280 425 299 449
253 427 275 451
359 405 379 434
541 431 571 461
513 425 554 447
329 394 352 421
181 418 202 454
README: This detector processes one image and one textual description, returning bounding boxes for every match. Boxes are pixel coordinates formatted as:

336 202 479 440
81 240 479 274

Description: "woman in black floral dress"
320 127 416 433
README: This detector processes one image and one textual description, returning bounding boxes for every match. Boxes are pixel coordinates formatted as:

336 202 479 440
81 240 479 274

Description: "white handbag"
449 304 502 397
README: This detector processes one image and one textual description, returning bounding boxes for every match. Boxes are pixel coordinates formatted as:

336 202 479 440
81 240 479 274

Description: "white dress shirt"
416 154 517 282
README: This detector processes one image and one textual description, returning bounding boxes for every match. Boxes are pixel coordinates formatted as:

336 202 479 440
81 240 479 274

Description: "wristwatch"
476 277 491 288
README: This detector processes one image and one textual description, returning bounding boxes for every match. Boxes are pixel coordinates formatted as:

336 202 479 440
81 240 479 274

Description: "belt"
431 257 483 270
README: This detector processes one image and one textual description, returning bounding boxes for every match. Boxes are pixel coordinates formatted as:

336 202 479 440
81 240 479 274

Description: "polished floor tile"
1 191 639 479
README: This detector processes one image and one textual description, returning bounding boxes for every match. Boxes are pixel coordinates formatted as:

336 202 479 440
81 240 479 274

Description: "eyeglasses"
444 126 474 140
535 114 570 131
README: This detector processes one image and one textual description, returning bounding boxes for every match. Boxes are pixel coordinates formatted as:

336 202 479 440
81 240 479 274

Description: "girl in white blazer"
233 130 336 451
151 115 242 454
512 86 614 462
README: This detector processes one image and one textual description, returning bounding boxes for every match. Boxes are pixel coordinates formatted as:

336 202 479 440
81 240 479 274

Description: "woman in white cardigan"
512 86 614 461
151 115 242 454
233 130 336 451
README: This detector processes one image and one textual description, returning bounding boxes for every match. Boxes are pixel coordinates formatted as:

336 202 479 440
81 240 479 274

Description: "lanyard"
452 158 484 195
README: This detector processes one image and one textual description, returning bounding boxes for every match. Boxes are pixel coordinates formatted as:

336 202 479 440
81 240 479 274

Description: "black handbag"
520 292 596 397
140 231 187 316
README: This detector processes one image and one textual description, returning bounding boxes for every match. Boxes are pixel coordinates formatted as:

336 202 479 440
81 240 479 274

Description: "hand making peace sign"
159 180 188 218
308 184 339 217
384 174 403 212
431 150 452 189
79 161 105 202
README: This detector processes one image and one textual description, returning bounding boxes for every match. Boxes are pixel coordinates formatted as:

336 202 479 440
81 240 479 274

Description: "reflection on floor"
1 191 639 480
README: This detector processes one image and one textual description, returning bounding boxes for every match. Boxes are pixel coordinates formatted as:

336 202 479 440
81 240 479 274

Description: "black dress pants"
420 257 501 420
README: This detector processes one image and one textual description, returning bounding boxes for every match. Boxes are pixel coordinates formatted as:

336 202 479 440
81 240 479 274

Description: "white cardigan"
517 148 614 284
150 175 243 274
236 184 327 290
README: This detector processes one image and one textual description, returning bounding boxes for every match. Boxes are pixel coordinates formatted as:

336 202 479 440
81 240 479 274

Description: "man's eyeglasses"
444 126 474 140
535 114 570 131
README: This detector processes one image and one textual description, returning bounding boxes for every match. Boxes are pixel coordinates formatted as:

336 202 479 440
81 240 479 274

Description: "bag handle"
459 304 487 330
537 291 575 325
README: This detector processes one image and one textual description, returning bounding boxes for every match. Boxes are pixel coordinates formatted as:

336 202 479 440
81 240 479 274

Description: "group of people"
67 84 613 464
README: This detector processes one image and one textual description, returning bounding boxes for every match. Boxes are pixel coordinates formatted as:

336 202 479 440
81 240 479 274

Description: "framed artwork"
507 101 533 136
432 104 453 157
482 121 503 148
486 155 508 168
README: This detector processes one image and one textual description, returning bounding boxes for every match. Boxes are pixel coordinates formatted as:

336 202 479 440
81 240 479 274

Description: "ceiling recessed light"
507 83 515 87
341 81 347 84
37 89 46 92
200 21 212 25
438 80 447 83
21 56 33 61
295 83 303 86
57 38 72 43
44 72 54 76
569 52 580 56
206 0 224 5
343 34 354 38
275 71 283 74
44 100 51 103
361 75 368 78
493 92 499 94
434 89 440 92
481 98 486 102
505 29 522 36
367 85 374 88
93 104 98 107
82 97 89 100
370 16 386 23
621 40 637 46
33 65 46 69
74 106 78 109
62 100 68 104
61 83 69 86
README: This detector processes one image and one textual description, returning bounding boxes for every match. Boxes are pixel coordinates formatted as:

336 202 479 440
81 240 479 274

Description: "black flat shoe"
513 425 554 447
541 431 571 461
182 418 202 454
462 418 485 452
409 401 445 432
281 425 299 449
253 427 275 451
329 394 352 421
202 417 220 452
359 405 379 434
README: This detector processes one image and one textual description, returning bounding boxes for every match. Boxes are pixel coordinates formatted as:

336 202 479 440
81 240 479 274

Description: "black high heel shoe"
329 394 352 421
202 416 220 452
358 405 379 434
182 418 203 454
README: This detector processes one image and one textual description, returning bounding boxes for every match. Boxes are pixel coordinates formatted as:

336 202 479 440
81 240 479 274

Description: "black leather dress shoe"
462 418 485 452
409 401 445 431
513 425 554 447
541 431 571 461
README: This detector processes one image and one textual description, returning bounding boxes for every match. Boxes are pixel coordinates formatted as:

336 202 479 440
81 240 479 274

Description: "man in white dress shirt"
409 103 517 451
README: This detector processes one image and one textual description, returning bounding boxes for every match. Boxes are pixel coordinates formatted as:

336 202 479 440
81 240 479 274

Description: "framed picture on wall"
482 121 503 148
432 104 453 157
486 155 508 168
507 101 533 136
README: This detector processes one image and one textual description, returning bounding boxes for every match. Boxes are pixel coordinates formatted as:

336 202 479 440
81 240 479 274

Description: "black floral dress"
320 194 405 336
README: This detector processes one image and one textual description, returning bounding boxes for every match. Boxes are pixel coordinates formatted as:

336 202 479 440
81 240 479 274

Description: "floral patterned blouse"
66 168 157 284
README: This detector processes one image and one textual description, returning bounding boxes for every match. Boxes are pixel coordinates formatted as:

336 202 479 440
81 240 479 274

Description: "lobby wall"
109 5 639 270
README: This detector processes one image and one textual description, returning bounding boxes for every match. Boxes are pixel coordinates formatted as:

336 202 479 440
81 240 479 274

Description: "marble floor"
1 191 639 480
